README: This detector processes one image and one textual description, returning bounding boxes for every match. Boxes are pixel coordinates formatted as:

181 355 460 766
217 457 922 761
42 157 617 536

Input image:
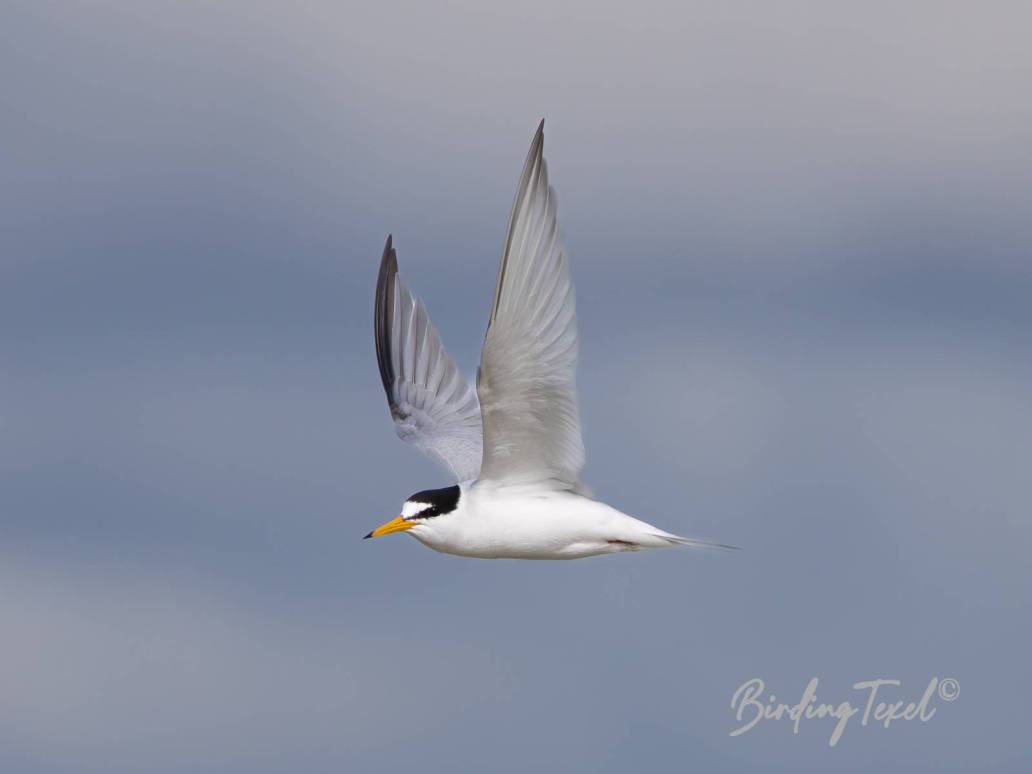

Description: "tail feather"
655 533 740 551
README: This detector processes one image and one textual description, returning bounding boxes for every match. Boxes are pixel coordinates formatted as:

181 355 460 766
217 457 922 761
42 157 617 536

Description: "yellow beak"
364 515 414 539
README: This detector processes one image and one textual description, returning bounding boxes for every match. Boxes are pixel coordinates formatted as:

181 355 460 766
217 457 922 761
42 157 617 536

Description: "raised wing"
375 236 483 482
476 121 584 489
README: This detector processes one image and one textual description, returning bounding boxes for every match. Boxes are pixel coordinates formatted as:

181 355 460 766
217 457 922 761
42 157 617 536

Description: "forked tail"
656 532 740 551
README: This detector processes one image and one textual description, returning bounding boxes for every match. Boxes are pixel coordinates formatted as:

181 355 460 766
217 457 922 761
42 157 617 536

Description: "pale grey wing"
476 121 584 489
375 236 483 482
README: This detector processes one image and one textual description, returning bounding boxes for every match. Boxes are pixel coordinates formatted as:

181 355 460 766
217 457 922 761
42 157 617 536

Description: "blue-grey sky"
2 1 1030 771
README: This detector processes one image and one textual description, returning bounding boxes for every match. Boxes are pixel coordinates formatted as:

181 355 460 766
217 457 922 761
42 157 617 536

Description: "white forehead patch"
402 501 431 519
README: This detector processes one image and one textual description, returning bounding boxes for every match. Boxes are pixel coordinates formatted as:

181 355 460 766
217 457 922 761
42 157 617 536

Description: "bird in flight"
366 121 736 559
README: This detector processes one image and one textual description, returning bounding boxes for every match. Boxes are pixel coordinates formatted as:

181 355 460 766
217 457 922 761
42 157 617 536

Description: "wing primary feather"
490 119 545 327
374 235 398 408
371 234 485 482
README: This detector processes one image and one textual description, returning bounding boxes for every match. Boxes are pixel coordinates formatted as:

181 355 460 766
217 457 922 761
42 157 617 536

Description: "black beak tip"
363 531 374 540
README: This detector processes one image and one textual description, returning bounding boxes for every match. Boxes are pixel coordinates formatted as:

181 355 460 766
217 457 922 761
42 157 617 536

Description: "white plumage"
366 121 736 559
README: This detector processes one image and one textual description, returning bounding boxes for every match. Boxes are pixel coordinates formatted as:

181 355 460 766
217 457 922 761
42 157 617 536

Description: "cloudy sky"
3 1 1030 771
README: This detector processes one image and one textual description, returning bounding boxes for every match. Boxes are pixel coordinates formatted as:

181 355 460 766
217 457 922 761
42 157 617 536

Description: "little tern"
365 121 736 559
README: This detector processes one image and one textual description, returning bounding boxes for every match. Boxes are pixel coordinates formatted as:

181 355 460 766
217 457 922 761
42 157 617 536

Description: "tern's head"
364 485 461 540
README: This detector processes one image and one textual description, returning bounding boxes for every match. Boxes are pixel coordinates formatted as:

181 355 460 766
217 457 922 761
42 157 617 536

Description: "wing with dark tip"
374 236 483 482
476 121 585 489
